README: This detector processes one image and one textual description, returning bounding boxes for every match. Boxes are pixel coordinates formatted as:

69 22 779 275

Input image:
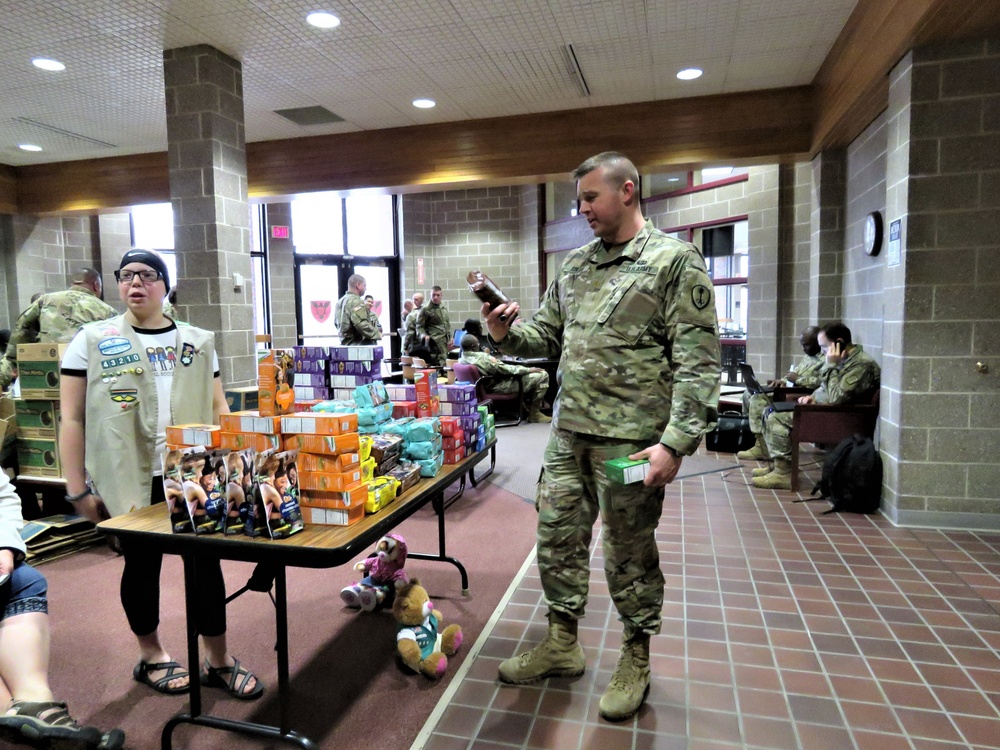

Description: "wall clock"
863 211 883 256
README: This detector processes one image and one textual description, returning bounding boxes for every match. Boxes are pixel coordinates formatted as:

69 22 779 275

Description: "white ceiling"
0 0 858 167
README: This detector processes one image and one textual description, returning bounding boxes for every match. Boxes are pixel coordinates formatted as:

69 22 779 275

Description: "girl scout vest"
81 316 216 517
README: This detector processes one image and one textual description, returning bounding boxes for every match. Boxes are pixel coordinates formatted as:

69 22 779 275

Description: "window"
291 193 344 255
129 203 177 291
696 221 748 339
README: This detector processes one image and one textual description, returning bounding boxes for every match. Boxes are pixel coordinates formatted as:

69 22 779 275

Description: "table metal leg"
468 442 497 487
160 556 315 749
407 491 470 595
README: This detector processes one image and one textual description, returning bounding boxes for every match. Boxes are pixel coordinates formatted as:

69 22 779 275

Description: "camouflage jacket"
813 345 880 405
789 352 825 389
415 301 451 353
459 349 529 384
1 287 117 387
498 220 721 454
336 291 381 345
402 308 421 354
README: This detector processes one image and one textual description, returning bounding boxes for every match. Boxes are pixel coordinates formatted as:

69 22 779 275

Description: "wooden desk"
98 440 497 749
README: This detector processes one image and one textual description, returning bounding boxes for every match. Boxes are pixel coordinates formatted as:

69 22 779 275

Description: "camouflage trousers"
489 370 549 410
742 392 769 435
761 409 794 460
535 428 666 638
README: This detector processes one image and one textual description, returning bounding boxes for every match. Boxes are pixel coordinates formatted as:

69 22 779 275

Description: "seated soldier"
0 473 125 750
458 334 550 423
751 321 881 490
737 325 824 460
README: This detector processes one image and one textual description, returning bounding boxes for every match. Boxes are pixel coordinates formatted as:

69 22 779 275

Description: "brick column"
163 45 254 387
882 39 1000 528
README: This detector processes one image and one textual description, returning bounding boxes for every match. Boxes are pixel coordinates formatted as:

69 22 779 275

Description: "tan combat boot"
497 613 585 684
751 465 772 478
751 458 792 490
736 437 769 461
528 406 552 423
599 635 651 721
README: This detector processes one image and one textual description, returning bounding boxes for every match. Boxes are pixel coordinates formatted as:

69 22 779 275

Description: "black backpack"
803 434 882 515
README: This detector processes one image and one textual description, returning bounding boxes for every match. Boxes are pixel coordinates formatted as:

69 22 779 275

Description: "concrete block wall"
777 163 815 369
881 39 1000 528
97 213 131 315
810 152 845 325
264 202 297 349
843 112 888 363
518 185 541 315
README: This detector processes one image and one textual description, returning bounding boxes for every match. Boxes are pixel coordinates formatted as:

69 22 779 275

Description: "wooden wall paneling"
0 165 17 214
812 0 1000 154
16 152 170 215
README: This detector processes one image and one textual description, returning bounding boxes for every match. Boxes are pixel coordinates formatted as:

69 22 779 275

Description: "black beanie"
119 249 169 290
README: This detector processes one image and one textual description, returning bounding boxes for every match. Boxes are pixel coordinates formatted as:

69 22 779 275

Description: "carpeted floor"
40 470 539 750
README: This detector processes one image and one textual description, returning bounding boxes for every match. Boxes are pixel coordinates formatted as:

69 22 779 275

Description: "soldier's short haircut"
71 268 102 286
460 334 479 351
348 274 366 291
820 321 852 345
432 285 442 293
572 151 639 190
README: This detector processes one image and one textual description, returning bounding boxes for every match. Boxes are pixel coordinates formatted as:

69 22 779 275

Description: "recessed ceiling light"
412 98 436 109
32 58 65 71
667 177 680 183
676 67 703 81
19 144 43 152
306 11 340 29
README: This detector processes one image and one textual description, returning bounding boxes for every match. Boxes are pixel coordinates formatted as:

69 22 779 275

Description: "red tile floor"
418 450 1000 750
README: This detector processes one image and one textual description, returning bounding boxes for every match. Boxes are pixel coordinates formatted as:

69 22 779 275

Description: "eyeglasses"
115 269 161 284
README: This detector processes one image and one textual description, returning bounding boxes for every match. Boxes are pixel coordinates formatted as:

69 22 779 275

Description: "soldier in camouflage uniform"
335 274 381 346
458 334 551 422
0 269 117 388
738 325 825 460
401 292 424 355
483 152 720 721
753 322 881 490
414 285 451 366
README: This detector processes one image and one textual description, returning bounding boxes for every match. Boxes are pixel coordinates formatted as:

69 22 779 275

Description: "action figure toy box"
258 349 296 416
162 447 232 535
249 448 304 539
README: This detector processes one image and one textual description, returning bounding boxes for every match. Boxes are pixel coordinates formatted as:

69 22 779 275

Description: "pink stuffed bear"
340 533 409 612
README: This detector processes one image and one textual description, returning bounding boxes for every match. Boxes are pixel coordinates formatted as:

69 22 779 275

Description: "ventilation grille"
273 106 344 126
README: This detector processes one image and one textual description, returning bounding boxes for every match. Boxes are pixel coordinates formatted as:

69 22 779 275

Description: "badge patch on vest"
110 388 138 403
691 285 712 310
180 343 195 367
98 337 132 356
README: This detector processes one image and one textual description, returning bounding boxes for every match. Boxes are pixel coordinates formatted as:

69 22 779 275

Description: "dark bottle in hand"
467 270 516 323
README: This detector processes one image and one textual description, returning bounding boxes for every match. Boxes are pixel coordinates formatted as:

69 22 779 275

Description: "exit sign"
271 225 290 239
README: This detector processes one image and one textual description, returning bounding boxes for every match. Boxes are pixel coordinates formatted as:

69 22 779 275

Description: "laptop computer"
739 363 796 412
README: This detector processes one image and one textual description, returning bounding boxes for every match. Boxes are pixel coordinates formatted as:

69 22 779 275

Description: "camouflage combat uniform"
415 300 451 366
498 219 720 638
0 287 117 388
402 307 421 355
335 291 381 345
458 349 549 412
744 352 825 434
761 345 881 461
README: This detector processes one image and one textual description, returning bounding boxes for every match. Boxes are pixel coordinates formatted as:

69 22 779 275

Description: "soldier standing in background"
402 291 424 355
0 269 117 389
335 274 381 346
483 152 720 721
415 285 451 366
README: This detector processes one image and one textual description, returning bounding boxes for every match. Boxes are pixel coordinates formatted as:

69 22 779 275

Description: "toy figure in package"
224 449 255 535
179 449 226 534
248 449 303 538
161 449 192 533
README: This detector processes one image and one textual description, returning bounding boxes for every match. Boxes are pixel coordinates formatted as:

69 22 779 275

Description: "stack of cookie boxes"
298 345 384 404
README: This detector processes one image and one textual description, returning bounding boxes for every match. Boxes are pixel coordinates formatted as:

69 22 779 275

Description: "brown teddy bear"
392 579 463 679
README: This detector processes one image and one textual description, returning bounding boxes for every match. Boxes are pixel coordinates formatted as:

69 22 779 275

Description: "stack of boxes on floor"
163 346 494 535
14 344 68 478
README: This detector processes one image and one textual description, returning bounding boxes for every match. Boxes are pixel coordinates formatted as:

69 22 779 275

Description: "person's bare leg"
136 631 189 691
202 634 257 695
0 612 53 703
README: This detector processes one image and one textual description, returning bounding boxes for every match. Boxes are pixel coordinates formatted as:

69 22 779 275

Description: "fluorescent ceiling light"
676 67 703 81
306 11 340 28
19 144 43 152
32 58 65 71
702 167 734 179
412 98 436 109
667 177 680 182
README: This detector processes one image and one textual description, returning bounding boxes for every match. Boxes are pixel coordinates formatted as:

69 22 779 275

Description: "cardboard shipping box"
17 343 68 399
0 396 17 446
18 437 61 478
14 399 60 439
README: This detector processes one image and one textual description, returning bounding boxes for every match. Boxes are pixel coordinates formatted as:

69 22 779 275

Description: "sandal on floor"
133 659 190 694
0 700 109 750
201 658 265 701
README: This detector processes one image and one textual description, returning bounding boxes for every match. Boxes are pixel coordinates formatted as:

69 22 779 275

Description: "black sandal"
133 659 190 694
201 658 265 701
0 700 125 750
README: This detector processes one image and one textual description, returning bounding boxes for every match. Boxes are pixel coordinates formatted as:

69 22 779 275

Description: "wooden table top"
98 439 496 569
